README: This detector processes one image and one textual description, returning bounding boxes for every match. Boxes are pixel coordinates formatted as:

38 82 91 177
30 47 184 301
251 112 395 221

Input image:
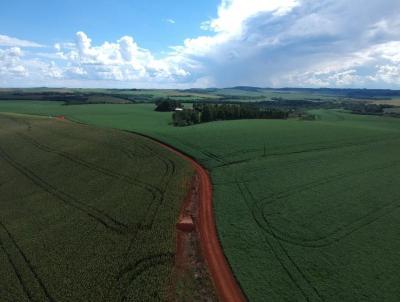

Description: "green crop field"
0 112 193 301
214 88 338 101
371 98 400 107
2 101 400 301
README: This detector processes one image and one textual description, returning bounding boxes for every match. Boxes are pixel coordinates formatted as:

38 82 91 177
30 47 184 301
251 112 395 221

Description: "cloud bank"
1 0 400 88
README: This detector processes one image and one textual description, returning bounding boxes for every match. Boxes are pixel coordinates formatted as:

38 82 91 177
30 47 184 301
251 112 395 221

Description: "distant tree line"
0 92 88 104
342 102 394 115
268 88 400 99
0 91 142 105
172 103 288 126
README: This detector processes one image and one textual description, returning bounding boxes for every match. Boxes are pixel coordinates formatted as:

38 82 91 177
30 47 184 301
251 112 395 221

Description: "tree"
202 105 212 122
155 99 182 112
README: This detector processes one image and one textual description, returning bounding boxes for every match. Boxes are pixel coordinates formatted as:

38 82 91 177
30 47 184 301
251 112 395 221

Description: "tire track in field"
142 145 179 229
214 135 400 169
234 137 400 187
16 133 162 203
141 150 177 229
219 135 387 160
16 131 174 233
200 150 228 166
41 122 156 160
116 252 174 280
241 154 396 208
252 159 400 247
259 196 400 248
39 117 156 160
0 221 56 302
17 125 171 232
114 252 174 302
122 137 176 230
0 239 33 302
21 122 178 233
257 164 371 205
0 145 128 234
120 146 155 160
83 134 177 298
113 143 177 298
236 180 323 302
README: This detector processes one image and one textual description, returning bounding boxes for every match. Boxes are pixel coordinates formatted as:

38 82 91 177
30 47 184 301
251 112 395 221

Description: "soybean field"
0 113 193 301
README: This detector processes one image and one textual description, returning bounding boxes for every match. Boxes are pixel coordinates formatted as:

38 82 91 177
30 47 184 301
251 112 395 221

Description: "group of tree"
172 103 288 126
172 109 201 126
154 98 182 112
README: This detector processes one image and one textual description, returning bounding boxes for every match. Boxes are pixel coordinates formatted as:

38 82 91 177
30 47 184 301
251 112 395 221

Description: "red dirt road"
154 142 247 302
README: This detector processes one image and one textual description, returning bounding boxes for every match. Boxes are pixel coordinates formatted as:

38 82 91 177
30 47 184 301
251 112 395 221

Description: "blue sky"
0 0 218 55
1 0 400 88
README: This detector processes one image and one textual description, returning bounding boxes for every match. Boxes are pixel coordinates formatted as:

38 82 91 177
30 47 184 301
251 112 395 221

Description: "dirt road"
151 139 247 302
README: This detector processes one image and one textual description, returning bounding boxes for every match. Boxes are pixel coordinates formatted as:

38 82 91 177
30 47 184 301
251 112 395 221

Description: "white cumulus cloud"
170 0 400 88
50 31 189 84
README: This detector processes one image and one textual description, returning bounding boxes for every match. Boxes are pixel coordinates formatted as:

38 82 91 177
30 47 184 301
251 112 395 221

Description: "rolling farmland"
2 101 400 301
2 0 400 300
0 113 193 301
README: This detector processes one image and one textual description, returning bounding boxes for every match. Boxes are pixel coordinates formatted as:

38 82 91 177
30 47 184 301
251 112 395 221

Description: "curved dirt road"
150 139 247 302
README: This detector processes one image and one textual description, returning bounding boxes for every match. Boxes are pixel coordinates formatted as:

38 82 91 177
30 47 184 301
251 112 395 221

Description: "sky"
1 0 400 89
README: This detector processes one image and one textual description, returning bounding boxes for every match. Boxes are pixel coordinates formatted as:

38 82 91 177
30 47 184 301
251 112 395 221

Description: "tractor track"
0 145 128 234
13 117 178 235
0 221 56 302
245 159 400 247
117 252 175 302
16 132 162 202
236 181 323 302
